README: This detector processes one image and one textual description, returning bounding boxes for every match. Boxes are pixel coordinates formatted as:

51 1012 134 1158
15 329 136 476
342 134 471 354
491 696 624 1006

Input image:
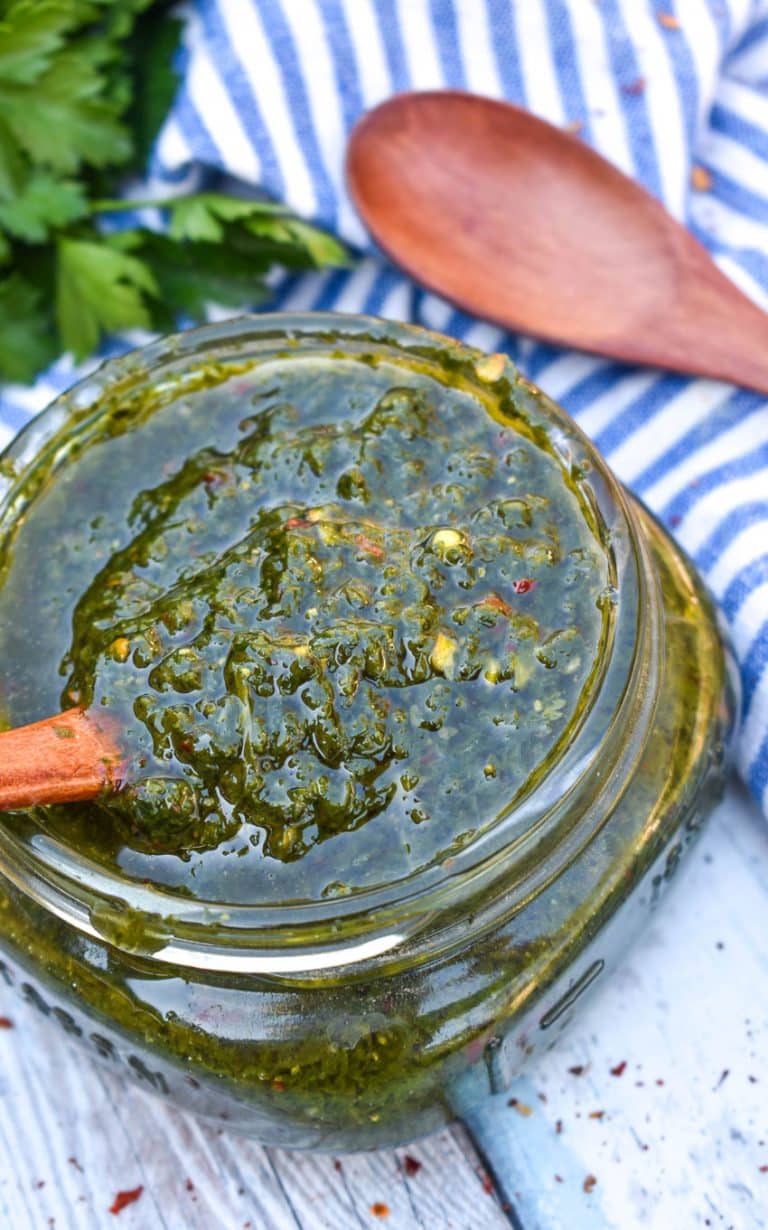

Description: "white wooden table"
0 780 765 1230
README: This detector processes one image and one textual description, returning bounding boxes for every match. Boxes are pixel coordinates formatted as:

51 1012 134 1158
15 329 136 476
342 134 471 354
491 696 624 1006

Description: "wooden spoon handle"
0 708 121 811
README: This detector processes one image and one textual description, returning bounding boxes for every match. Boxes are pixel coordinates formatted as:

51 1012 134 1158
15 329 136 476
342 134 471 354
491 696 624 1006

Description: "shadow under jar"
0 314 736 1150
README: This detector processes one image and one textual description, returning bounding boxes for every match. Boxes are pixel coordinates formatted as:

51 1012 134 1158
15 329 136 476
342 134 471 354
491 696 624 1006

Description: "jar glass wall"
0 316 735 1150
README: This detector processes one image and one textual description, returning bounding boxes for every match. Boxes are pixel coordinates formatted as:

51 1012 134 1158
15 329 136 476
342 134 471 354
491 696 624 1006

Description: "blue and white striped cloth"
2 0 768 818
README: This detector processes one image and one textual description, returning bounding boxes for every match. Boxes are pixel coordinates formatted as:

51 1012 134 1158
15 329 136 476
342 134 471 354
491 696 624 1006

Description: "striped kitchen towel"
2 0 768 815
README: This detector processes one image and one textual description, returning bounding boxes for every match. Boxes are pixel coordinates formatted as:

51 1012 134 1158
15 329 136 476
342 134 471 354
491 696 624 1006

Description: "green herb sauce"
0 352 609 904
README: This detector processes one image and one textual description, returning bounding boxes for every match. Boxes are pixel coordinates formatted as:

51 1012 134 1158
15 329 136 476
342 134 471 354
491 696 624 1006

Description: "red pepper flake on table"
370 1202 390 1218
610 1060 627 1077
402 1155 422 1177
109 1186 144 1215
583 1174 598 1194
508 1096 534 1116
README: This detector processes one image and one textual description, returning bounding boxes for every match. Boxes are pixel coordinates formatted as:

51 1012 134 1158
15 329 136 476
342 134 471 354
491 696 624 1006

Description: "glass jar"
0 315 736 1151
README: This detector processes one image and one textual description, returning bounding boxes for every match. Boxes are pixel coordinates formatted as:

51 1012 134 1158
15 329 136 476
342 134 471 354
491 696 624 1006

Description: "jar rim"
0 313 658 973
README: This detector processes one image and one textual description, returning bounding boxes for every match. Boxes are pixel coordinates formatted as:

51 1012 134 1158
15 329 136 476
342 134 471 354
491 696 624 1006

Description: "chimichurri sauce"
0 354 610 904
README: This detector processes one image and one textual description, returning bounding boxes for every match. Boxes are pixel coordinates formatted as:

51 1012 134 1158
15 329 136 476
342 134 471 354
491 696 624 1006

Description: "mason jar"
0 314 736 1150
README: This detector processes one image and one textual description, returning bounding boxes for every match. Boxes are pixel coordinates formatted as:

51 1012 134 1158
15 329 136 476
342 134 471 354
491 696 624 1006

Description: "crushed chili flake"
589 1110 605 1120
554 1175 564 1184
512 578 537 594
621 77 647 95
583 1175 598 1194
0 1017 13 1028
403 1155 422 1177
759 1165 768 1173
272 1078 286 1092
568 1064 586 1076
185 1179 195 1193
658 11 681 28
555 1119 563 1134
370 1202 390 1218
481 1172 494 1194
486 592 513 616
284 516 310 529
68 1157 83 1173
508 1097 534 1117
655 1079 665 1087
333 1159 343 1172
691 165 712 192
610 1060 627 1077
355 534 385 560
109 1186 144 1216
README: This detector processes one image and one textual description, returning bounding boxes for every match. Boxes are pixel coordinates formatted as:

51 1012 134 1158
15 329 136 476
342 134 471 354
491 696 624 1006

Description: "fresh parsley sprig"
0 0 347 384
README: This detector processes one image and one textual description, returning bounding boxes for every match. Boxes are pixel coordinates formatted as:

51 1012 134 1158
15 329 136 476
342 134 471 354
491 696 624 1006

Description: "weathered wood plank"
0 993 507 1229
0 782 765 1229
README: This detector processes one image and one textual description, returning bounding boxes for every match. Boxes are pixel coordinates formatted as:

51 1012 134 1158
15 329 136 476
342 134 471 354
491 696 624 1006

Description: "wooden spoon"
0 709 122 811
346 90 768 393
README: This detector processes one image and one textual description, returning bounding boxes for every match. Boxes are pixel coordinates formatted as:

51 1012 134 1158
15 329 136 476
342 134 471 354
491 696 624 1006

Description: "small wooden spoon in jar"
0 709 122 810
346 91 768 393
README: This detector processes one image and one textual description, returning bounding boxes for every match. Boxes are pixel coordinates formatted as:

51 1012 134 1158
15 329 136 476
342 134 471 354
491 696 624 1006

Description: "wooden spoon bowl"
347 90 768 393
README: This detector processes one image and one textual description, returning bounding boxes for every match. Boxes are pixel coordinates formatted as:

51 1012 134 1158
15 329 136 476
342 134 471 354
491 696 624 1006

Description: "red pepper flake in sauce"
370 1202 390 1218
402 1155 422 1177
0 1016 13 1028
512 578 537 594
485 593 513 616
583 1175 598 1195
355 534 385 560
284 516 310 529
109 1186 144 1215
610 1060 627 1077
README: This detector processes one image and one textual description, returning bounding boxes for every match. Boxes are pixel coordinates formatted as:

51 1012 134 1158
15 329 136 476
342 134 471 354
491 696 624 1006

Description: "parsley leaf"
0 3 348 385
0 1 83 85
56 234 157 358
0 273 56 382
0 172 88 241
